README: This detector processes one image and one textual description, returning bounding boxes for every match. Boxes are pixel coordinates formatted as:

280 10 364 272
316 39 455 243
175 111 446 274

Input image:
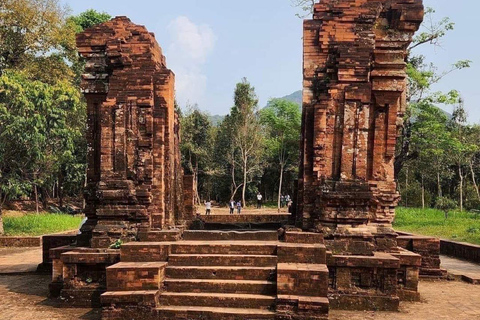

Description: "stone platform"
99 230 329 320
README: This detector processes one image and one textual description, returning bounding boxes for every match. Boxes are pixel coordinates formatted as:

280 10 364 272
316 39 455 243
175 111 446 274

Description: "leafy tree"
260 99 301 209
0 71 82 233
447 102 479 211
181 106 215 203
67 9 111 32
395 8 471 177
230 78 264 206
0 0 76 82
214 114 243 202
436 196 457 219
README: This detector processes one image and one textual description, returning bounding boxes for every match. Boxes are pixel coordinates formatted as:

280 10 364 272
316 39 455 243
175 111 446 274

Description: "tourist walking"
205 200 212 215
229 199 235 215
236 201 242 214
256 192 263 209
280 195 286 208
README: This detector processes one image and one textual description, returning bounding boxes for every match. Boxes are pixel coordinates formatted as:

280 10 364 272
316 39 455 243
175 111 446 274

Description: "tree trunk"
0 206 4 235
459 165 464 212
34 184 39 214
470 160 480 201
421 175 425 209
278 163 285 210
437 171 442 198
242 157 247 207
82 170 87 210
194 161 200 204
40 187 48 210
405 167 409 207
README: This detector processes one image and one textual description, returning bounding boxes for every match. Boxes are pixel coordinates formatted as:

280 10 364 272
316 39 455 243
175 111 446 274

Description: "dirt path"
0 274 100 320
0 247 41 274
331 280 480 320
1 274 480 320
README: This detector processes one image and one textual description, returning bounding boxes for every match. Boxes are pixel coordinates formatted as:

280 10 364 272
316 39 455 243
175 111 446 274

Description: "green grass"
3 213 83 236
394 207 480 245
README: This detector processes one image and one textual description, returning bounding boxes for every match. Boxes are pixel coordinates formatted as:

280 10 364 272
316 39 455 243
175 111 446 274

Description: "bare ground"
0 274 100 320
1 274 480 320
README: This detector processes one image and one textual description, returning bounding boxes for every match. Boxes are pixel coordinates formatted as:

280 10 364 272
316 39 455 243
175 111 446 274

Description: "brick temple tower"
296 0 428 309
76 17 194 248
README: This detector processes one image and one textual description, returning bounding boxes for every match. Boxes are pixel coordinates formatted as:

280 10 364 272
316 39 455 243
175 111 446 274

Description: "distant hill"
208 114 225 126
207 90 303 126
274 90 302 107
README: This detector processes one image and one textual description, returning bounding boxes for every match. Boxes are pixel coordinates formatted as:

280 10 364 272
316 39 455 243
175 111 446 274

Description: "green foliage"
109 239 123 249
67 9 111 32
180 106 216 202
230 78 264 204
435 196 458 218
394 207 480 245
0 0 76 82
396 7 477 213
260 99 301 207
3 213 82 236
0 70 85 231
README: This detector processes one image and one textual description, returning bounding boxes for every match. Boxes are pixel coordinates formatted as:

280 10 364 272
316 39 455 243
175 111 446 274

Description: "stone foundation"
397 235 447 279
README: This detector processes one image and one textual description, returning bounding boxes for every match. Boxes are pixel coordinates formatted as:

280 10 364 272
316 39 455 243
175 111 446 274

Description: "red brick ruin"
44 2 450 319
296 0 445 311
76 17 193 248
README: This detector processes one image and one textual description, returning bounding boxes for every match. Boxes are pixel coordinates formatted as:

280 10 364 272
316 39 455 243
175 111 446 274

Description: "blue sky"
62 0 479 123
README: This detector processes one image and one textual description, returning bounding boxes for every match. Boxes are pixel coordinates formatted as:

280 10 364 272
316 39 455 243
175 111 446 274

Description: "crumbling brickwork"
76 17 191 248
297 0 425 310
298 0 424 233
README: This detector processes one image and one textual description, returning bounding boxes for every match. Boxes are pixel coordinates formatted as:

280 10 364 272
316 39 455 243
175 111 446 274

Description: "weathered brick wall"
298 0 424 233
76 17 188 248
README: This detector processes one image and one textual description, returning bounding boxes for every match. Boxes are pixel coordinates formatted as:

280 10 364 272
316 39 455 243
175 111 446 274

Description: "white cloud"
167 16 216 107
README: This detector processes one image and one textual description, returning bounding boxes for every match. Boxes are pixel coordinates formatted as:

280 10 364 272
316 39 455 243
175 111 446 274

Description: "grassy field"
394 207 480 245
3 213 83 236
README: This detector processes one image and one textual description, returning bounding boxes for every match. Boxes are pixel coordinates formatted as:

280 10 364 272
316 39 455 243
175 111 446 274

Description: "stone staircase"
101 230 329 320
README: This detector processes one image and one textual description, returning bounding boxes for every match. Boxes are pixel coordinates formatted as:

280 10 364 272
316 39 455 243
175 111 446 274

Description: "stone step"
101 290 159 307
155 306 276 320
120 242 169 262
168 254 277 267
166 266 276 281
106 262 167 291
284 231 324 244
183 230 278 241
171 241 278 255
158 292 276 309
201 214 290 224
163 279 276 295
277 243 327 264
138 229 182 242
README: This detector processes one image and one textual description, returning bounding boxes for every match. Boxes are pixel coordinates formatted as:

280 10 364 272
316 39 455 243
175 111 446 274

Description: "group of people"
204 199 243 215
203 192 292 215
280 194 292 208
229 200 243 214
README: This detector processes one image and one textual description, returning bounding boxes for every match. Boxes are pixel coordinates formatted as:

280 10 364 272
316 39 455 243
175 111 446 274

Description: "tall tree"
448 102 479 211
230 78 264 206
395 8 471 177
180 106 215 203
260 99 301 209
0 71 81 233
0 0 76 82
